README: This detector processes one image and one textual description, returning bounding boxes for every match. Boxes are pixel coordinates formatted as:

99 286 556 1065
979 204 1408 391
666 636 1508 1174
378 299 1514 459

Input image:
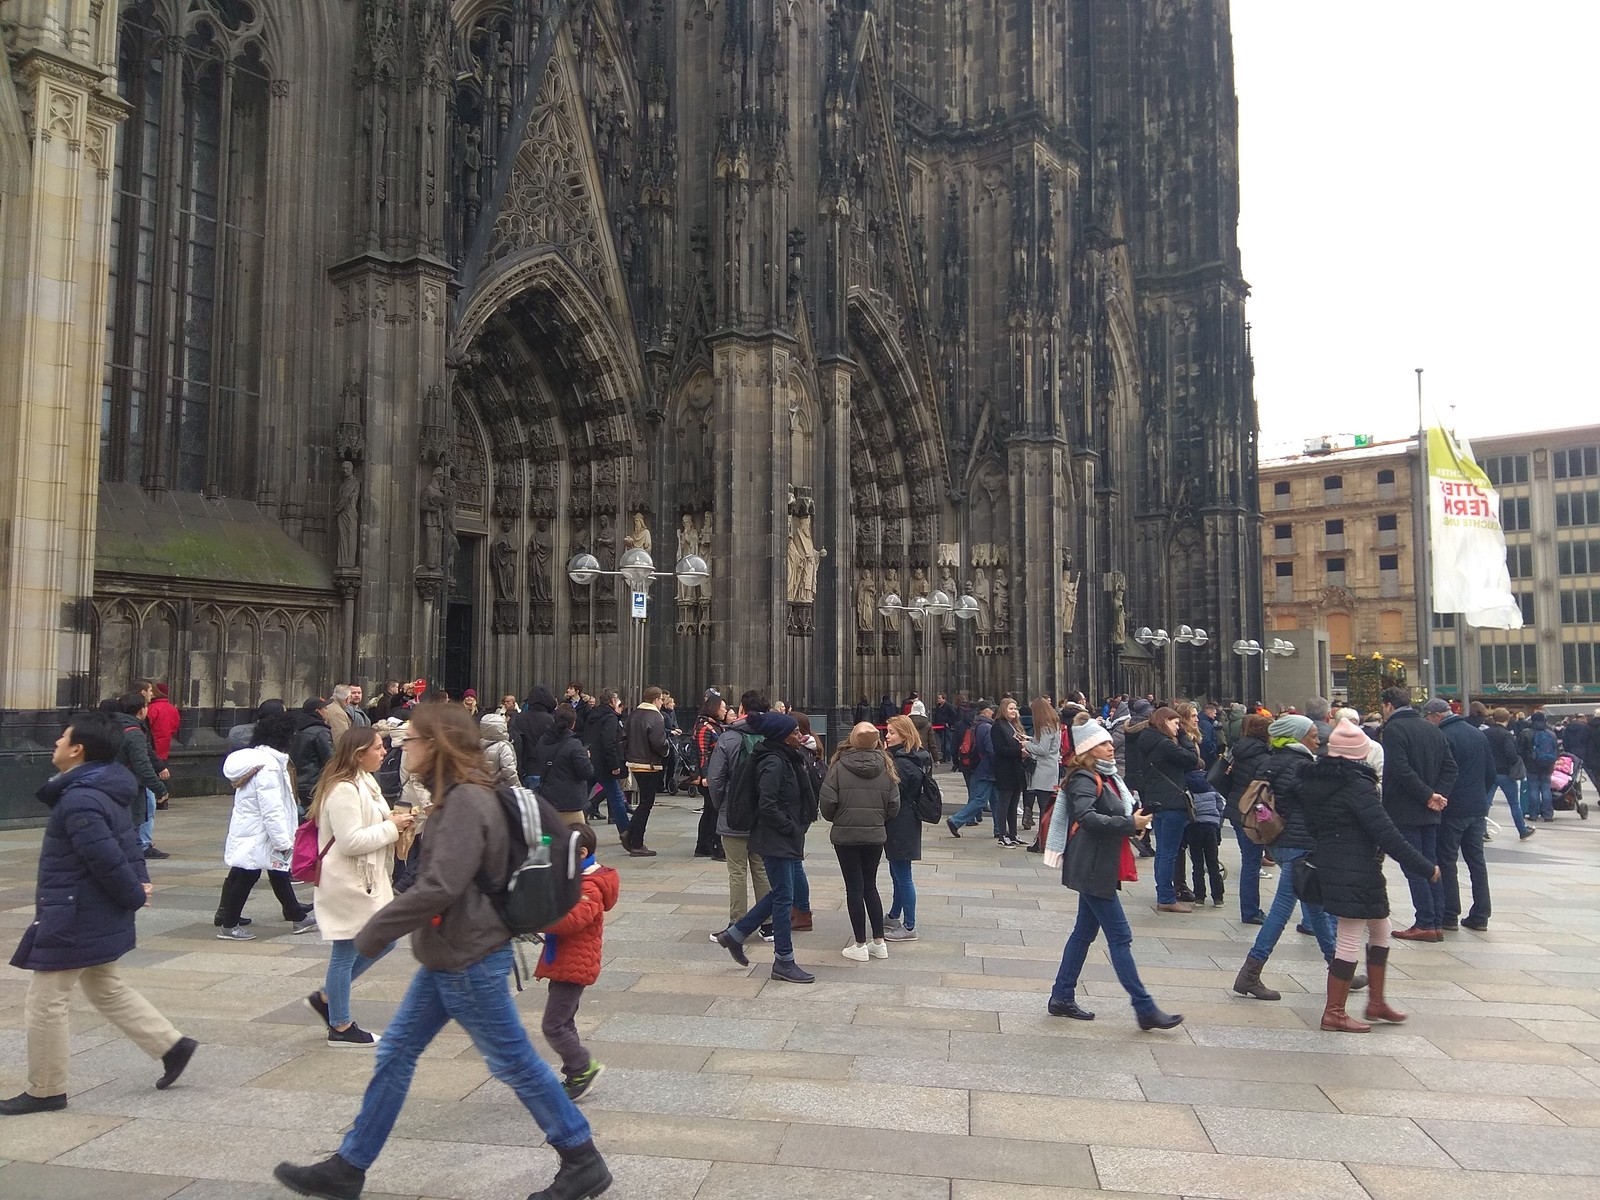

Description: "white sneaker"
883 916 904 931
216 926 255 941
867 940 888 960
841 942 869 962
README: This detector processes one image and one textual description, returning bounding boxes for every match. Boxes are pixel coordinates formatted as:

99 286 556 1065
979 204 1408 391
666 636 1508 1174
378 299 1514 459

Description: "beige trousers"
25 962 182 1097
722 835 770 923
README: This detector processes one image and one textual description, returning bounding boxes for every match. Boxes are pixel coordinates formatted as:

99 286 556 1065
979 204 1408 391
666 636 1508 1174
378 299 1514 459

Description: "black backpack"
912 764 944 823
476 785 583 937
722 732 766 833
375 744 404 803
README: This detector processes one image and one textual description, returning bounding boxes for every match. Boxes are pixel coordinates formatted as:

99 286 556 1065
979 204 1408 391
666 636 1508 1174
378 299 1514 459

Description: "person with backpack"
581 690 630 843
1041 722 1182 1031
275 702 611 1200
945 701 996 836
536 823 619 1104
1224 713 1273 924
707 691 776 935
303 726 412 1048
1379 691 1458 941
883 715 933 941
711 712 820 984
1182 768 1225 907
530 708 596 826
214 713 315 940
819 723 900 962
1024 698 1062 834
692 694 728 860
1525 711 1559 823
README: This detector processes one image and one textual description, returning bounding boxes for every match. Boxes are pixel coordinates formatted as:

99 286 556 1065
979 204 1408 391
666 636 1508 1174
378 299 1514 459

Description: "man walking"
707 691 776 934
2 711 196 1116
113 692 168 859
1433 702 1497 932
946 701 996 836
1379 690 1458 942
623 686 670 856
144 682 180 811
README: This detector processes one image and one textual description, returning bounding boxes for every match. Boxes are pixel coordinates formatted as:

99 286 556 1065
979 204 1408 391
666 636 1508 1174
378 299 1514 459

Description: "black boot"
528 1140 613 1200
273 1154 366 1200
156 1036 197 1090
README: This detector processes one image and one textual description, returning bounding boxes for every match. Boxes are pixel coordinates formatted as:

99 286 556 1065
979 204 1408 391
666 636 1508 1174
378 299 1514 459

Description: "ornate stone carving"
334 460 361 570
676 513 703 607
527 519 554 605
491 520 517 603
856 569 878 633
971 569 992 633
786 512 823 605
1107 570 1127 646
623 512 651 555
992 567 1010 633
909 566 929 602
1061 568 1080 636
419 465 448 569
881 569 901 633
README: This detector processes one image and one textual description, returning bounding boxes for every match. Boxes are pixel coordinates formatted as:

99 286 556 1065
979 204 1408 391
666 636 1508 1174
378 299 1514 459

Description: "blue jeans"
791 859 810 913
733 856 799 959
1397 824 1443 930
597 776 631 832
1151 809 1189 905
1528 771 1554 820
1050 892 1156 1016
337 945 590 1170
1249 846 1335 962
950 777 994 827
326 938 395 1028
1494 774 1529 835
140 788 156 849
886 858 916 929
522 774 542 791
1437 812 1490 925
1233 824 1265 921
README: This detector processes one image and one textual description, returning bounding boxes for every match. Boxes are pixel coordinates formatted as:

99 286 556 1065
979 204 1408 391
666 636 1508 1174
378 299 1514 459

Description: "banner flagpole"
1415 368 1437 696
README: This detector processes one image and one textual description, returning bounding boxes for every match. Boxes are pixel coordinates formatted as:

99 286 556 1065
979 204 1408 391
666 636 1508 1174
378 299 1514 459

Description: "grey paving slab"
851 1052 1146 1101
971 1092 1213 1151
1352 1163 1600 1200
1323 1084 1563 1123
1418 1117 1600 1174
0 1160 192 1199
0 1109 130 1163
1091 1145 1371 1199
1136 1075 1337 1112
1197 1105 1454 1167
776 1122 1100 1188
1151 1043 1426 1089
1402 1057 1600 1099
691 1160 951 1200
734 1076 969 1133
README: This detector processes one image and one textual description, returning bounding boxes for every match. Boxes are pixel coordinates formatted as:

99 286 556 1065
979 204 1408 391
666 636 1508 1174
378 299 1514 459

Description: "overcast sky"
1231 1 1599 455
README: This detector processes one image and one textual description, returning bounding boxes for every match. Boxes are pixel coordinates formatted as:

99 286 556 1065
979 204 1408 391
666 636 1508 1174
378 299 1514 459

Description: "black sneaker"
273 1154 366 1200
563 1060 605 1103
156 1036 197 1089
144 847 171 860
327 1023 380 1048
306 991 330 1026
758 923 776 943
947 818 961 838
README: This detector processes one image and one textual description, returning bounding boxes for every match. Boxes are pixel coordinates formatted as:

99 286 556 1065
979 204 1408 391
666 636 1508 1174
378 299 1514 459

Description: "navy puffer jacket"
11 762 149 971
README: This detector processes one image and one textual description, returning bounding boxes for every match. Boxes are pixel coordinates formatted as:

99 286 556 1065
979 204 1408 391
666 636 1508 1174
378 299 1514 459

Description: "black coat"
1060 769 1139 900
746 741 818 860
1130 726 1197 813
1440 715 1496 819
1299 756 1435 920
1222 736 1271 825
884 748 930 862
511 686 557 778
530 730 595 812
1483 723 1521 776
113 712 165 816
12 762 150 971
992 721 1029 792
582 706 624 777
1380 708 1457 827
1258 744 1318 850
289 718 333 805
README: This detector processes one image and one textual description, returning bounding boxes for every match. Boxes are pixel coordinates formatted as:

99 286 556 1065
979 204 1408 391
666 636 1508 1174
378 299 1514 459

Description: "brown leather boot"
789 908 813 932
1320 959 1371 1033
1231 955 1281 1001
1363 945 1408 1023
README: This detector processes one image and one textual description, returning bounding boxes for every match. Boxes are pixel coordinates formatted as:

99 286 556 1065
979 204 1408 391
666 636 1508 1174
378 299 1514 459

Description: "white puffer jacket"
479 711 520 787
222 747 298 871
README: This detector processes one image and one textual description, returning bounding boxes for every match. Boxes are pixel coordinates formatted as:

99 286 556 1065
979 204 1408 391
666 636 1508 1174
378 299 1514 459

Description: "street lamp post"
1232 637 1297 701
880 588 976 704
568 549 709 702
1135 623 1208 698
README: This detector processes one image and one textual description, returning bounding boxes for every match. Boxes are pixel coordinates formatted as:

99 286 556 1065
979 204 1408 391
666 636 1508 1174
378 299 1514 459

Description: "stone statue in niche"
419 465 447 569
1061 569 1080 635
595 513 616 602
972 568 992 633
909 566 930 602
938 563 959 631
992 567 1010 633
1108 570 1127 645
855 569 877 632
937 542 960 568
624 512 651 555
676 514 702 604
786 512 824 604
881 569 901 632
527 519 553 605
334 459 361 569
491 520 517 602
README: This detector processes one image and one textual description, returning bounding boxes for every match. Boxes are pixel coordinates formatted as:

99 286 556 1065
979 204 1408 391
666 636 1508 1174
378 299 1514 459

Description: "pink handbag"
290 818 334 884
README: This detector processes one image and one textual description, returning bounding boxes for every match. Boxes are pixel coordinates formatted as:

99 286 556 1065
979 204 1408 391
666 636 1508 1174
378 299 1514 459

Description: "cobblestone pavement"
2 778 1598 1199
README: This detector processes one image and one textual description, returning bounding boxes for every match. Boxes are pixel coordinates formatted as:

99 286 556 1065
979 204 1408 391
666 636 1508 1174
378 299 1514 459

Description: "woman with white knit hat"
1298 719 1439 1032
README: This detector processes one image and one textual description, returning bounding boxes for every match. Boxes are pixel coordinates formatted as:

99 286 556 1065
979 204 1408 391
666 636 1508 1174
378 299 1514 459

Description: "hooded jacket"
477 712 520 787
1222 735 1271 825
530 726 595 812
1299 756 1434 919
535 863 620 986
221 746 298 871
746 740 818 860
884 746 931 861
12 762 149 971
1130 725 1198 813
1257 742 1318 850
581 705 625 777
970 714 997 783
819 748 900 846
511 686 558 778
289 710 334 805
708 716 762 838
146 695 180 762
113 711 166 814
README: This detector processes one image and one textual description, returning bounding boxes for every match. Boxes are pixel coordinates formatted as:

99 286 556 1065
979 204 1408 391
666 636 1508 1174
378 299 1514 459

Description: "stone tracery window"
102 0 269 496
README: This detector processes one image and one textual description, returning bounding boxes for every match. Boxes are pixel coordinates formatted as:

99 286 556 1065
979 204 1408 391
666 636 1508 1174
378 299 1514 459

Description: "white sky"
1231 1 1599 455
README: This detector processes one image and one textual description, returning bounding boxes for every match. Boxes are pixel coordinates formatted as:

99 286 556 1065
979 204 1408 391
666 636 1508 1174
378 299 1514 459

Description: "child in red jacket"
536 823 620 1102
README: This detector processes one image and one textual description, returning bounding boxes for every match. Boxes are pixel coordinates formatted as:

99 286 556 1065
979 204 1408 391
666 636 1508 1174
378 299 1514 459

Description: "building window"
1561 589 1600 624
1273 523 1293 554
1516 592 1535 626
1379 609 1404 643
1376 513 1399 547
1559 540 1600 576
1556 493 1600 528
1431 610 1455 629
1483 455 1529 486
1554 446 1600 480
1500 497 1531 532
1379 553 1400 598
1273 480 1291 510
103 4 270 496
1325 519 1344 550
1507 544 1533 579
1480 642 1537 689
1274 561 1294 603
1377 468 1396 500
1435 643 1458 688
1323 475 1343 504
1325 557 1347 588
1565 642 1600 685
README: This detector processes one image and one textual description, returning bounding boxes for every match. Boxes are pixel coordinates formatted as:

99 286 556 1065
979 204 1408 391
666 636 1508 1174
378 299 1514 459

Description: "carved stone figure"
1061 570 1081 635
1108 570 1127 646
856 569 877 632
937 542 960 568
491 520 517 602
419 465 447 569
972 568 992 634
881 569 901 632
676 514 701 604
992 567 1010 633
527 519 553 604
334 459 361 569
938 563 959 630
624 511 651 555
909 566 930 602
787 512 823 604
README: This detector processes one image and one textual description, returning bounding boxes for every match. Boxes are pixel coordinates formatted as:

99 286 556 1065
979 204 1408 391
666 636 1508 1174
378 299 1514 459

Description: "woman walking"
215 713 316 939
1024 698 1063 838
1299 720 1439 1032
1133 707 1205 912
819 722 900 961
276 703 611 1200
476 711 521 787
692 695 727 859
1223 713 1272 924
1043 724 1182 1030
883 715 930 941
530 708 596 827
304 727 413 1047
992 697 1030 846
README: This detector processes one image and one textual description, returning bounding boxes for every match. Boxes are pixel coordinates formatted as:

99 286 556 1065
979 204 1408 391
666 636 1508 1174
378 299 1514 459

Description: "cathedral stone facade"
0 0 1261 810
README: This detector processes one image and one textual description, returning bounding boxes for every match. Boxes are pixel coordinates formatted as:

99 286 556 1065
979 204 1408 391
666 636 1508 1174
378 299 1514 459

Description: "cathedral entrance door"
443 536 477 696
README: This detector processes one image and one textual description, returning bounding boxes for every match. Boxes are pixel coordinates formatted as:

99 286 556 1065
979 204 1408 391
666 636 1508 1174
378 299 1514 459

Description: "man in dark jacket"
1434 708 1497 932
707 690 774 930
114 692 168 858
622 687 670 856
931 693 957 763
1483 708 1533 840
1380 691 1458 941
2 712 196 1116
289 698 336 810
945 703 996 835
581 689 629 837
512 685 558 785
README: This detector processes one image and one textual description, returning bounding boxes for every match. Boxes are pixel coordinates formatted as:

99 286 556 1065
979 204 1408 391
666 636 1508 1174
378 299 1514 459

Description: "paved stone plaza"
2 781 1598 1199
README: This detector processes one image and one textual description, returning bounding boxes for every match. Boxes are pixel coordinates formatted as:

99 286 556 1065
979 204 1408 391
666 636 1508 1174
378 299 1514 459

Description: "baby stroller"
663 730 699 796
1551 754 1589 819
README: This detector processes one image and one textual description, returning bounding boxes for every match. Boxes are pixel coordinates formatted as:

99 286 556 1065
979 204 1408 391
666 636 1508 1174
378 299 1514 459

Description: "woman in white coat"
304 726 413 1047
215 713 316 939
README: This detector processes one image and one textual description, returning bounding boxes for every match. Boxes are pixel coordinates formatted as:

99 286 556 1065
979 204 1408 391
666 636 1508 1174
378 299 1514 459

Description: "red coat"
535 864 620 986
147 697 181 761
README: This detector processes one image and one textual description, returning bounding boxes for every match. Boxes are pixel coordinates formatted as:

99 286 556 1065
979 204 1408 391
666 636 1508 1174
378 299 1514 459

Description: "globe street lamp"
567 549 713 702
1233 636 1296 699
1136 622 1207 697
879 588 979 708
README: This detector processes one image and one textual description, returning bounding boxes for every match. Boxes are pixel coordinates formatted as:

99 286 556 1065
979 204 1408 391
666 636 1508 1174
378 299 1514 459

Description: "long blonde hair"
309 725 381 822
886 714 921 753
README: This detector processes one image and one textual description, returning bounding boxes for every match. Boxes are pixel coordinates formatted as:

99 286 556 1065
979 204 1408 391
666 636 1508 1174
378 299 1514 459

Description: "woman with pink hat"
1298 719 1439 1033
